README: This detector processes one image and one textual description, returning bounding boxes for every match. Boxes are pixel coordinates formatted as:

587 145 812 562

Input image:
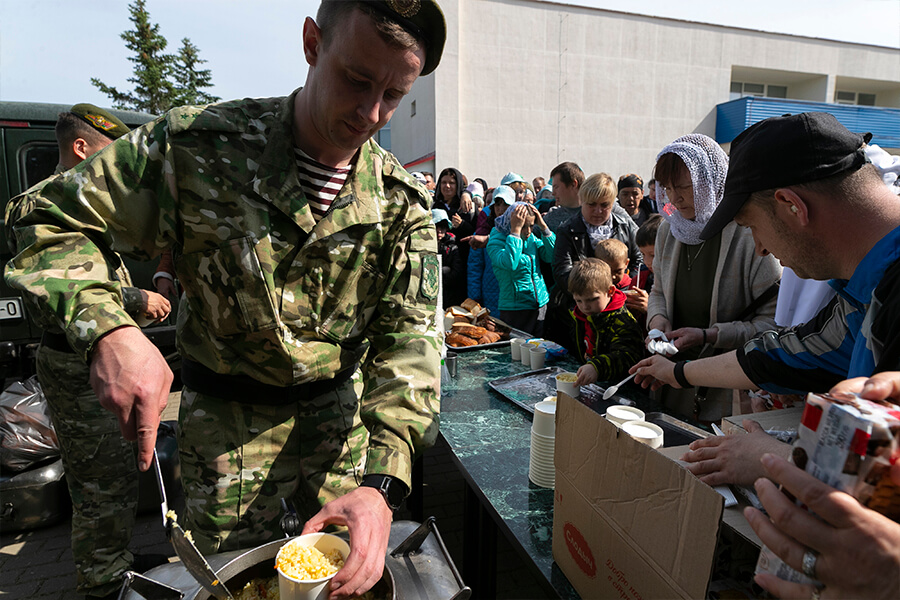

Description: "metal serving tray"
487 368 708 448
444 316 531 353
642 412 710 446
488 366 610 412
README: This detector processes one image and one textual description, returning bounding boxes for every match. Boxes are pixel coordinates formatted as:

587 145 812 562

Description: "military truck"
0 101 178 383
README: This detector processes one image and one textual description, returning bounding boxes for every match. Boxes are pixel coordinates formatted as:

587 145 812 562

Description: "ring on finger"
801 548 818 579
811 585 824 600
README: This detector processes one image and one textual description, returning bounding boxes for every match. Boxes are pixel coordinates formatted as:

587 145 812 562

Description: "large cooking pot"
122 519 470 600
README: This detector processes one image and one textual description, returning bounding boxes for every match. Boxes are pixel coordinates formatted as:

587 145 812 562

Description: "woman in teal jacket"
487 196 556 336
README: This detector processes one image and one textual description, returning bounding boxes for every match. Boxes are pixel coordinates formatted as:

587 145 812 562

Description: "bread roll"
446 333 477 347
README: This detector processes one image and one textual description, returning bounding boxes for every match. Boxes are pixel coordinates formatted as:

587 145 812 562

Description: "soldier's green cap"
70 103 131 140
359 0 446 76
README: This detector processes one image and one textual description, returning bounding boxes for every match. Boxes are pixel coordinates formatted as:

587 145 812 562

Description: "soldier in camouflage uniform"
26 105 173 599
5 2 445 597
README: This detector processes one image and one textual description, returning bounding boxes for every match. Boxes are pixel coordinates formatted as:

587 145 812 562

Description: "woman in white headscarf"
647 134 782 422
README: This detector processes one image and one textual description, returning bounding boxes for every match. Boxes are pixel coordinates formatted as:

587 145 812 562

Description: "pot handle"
116 571 184 600
279 498 302 537
391 517 471 600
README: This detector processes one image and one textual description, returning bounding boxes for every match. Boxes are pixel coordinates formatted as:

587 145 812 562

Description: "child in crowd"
594 238 632 289
467 186 514 314
433 208 466 308
624 214 663 333
595 238 649 330
635 214 663 290
466 181 485 212
569 258 644 386
487 199 556 336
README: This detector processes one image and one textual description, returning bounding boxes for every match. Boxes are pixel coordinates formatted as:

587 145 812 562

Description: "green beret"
69 103 131 140
361 0 446 76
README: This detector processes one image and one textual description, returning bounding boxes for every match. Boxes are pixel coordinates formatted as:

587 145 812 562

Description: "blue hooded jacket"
486 202 556 311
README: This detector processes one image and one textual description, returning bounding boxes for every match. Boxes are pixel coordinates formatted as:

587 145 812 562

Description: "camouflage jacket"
5 90 441 483
8 163 144 333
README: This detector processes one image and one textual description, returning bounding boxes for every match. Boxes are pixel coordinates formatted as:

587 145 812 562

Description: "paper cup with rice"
276 533 350 600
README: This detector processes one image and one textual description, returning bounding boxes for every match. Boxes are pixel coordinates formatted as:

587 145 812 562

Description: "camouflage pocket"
177 236 278 336
317 260 384 341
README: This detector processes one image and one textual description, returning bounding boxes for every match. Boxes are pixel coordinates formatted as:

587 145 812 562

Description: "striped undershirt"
294 147 352 221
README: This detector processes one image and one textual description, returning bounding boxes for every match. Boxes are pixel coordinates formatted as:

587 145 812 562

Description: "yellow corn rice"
276 543 344 581
234 576 280 600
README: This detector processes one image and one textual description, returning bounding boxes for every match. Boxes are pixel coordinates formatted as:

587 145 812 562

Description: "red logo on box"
564 522 596 578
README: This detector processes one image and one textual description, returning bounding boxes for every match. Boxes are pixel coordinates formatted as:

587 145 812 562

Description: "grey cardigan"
648 220 782 350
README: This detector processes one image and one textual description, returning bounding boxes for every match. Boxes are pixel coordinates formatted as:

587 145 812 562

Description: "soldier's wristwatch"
361 475 407 511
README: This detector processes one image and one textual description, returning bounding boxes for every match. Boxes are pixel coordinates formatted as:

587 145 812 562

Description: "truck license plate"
0 297 24 320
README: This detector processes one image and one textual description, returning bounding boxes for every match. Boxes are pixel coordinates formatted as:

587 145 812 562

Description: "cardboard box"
658 445 762 549
553 393 724 599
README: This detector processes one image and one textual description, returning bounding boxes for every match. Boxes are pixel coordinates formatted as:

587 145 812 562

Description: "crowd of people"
5 0 900 598
416 114 900 599
416 148 781 425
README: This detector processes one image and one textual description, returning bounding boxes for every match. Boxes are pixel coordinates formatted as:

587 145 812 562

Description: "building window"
835 90 877 106
377 121 391 151
730 81 789 100
767 85 787 99
411 100 416 117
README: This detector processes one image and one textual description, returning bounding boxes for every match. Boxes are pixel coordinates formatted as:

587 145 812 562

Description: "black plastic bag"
0 376 59 472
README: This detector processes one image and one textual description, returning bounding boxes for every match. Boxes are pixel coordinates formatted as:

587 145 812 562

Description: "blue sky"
1 0 897 106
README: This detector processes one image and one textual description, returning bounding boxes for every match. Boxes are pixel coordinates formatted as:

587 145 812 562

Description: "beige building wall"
390 0 900 186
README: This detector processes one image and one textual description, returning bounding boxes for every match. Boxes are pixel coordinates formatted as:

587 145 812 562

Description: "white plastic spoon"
602 372 636 400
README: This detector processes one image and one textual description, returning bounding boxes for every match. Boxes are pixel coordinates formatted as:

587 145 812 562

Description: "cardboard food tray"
444 316 530 353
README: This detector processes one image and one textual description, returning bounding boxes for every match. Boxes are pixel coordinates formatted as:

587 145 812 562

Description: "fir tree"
172 38 220 106
91 0 173 113
92 0 217 113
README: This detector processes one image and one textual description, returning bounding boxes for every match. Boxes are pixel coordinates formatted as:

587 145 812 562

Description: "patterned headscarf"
656 134 729 245
494 201 533 236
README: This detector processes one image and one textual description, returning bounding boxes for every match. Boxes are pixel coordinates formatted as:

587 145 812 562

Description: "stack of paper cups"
529 400 557 488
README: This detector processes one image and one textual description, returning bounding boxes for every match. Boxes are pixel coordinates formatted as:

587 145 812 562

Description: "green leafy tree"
172 38 220 106
92 0 217 113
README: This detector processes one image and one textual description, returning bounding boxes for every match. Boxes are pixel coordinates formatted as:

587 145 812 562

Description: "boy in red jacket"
569 258 645 386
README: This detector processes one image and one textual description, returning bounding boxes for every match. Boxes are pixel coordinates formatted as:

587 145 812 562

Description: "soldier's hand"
89 326 173 471
301 486 392 599
140 289 172 321
155 277 178 301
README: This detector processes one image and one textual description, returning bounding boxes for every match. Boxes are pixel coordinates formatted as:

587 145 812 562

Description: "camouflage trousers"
178 371 368 555
35 345 139 598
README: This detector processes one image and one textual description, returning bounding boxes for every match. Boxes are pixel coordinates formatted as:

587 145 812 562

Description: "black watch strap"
361 475 407 511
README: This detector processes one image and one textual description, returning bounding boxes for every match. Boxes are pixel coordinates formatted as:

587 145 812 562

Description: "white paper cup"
520 341 533 365
276 533 350 600
605 405 645 427
530 347 547 369
622 421 664 449
555 372 580 398
532 400 557 437
510 338 525 360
